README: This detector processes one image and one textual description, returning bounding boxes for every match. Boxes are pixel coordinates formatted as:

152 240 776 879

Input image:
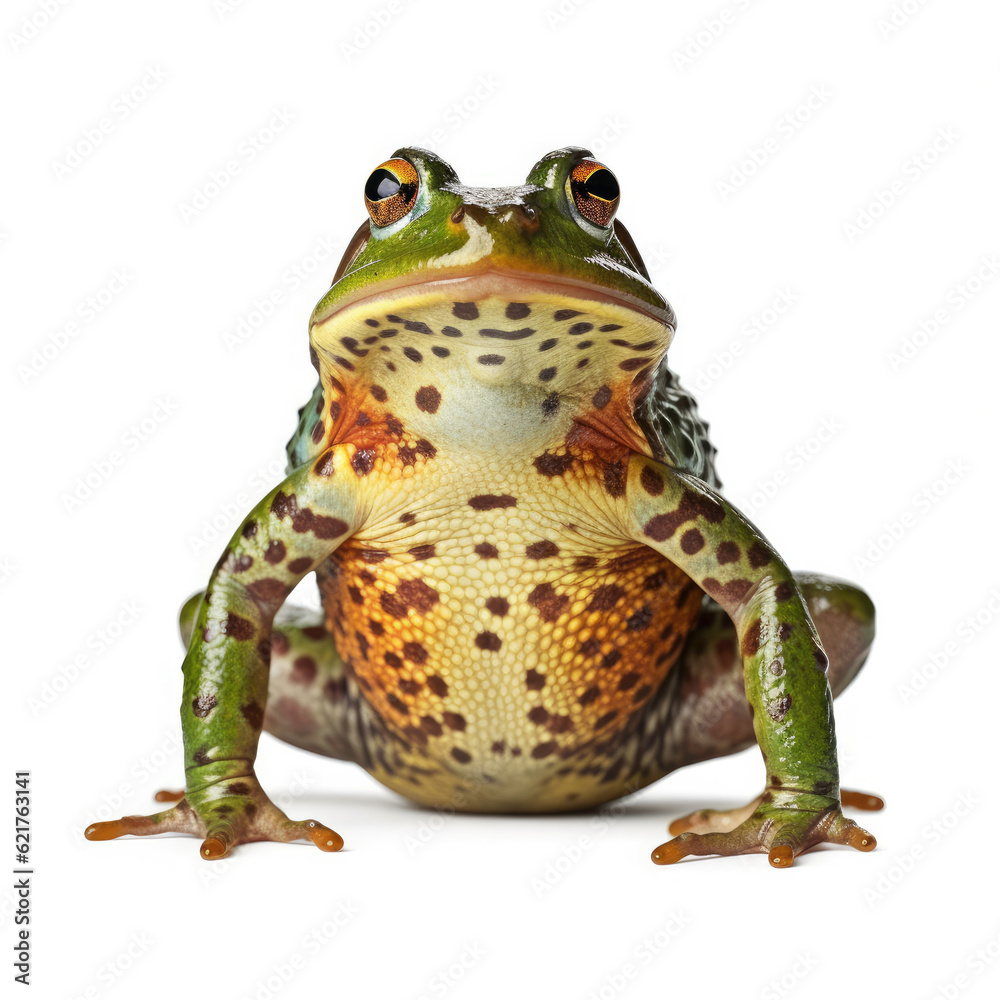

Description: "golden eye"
363 158 419 227
569 159 620 228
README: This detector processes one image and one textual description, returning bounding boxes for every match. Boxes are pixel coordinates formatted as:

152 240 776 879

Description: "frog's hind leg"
178 592 372 767
657 572 882 837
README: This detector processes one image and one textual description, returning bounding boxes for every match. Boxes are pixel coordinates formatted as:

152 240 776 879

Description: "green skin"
86 147 878 866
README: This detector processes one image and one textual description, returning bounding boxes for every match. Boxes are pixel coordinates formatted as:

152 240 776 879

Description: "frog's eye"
364 158 419 227
568 159 620 228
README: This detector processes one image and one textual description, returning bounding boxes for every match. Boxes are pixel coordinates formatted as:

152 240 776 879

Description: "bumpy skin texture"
86 147 879 865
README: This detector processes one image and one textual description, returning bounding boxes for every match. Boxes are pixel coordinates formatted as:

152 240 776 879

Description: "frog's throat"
308 270 674 397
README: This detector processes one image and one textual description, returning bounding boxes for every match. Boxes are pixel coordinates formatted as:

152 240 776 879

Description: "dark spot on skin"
592 385 612 409
227 782 251 796
600 324 623 332
767 695 792 722
246 578 286 606
402 724 428 747
491 740 506 754
640 466 664 496
384 651 402 669
775 582 794 602
311 421 326 444
619 357 648 371
240 701 264 730
626 606 652 631
576 340 593 349
443 712 466 731
223 612 254 641
528 583 569 623
468 494 517 510
748 543 772 569
386 693 408 714
432 346 450 357
371 385 388 402
644 570 667 590
480 327 536 341
680 529 704 554
538 366 557 382
642 490 726 542
385 415 404 437
525 669 545 690
595 710 617 729
601 649 621 668
577 358 589 369
403 346 423 364
453 302 479 320
579 686 600 706
441 326 463 337
485 596 510 617
531 741 557 759
554 309 582 320
581 638 601 657
269 632 289 655
427 674 449 697
528 706 548 725
474 542 499 559
533 451 574 477
632 683 652 703
779 623 793 640
309 346 320 371
574 555 598 569
602 460 626 498
420 716 443 736
568 322 593 335
192 694 217 718
404 320 433 334
192 747 213 766
475 631 502 652
399 678 422 695
399 512 416 524
352 449 376 476
242 521 258 539
506 302 531 319
288 556 312 574
478 354 506 366
539 338 558 351
415 386 441 413
291 656 317 683
716 541 741 564
402 641 428 664
381 578 440 618
541 392 560 418
589 584 624 611
451 747 472 764
618 672 640 691
408 544 435 561
742 618 763 656
362 548 389 563
525 540 559 559
313 452 335 477
264 540 286 564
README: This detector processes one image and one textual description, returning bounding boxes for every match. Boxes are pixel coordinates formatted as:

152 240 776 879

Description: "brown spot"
288 556 312 574
595 710 618 728
264 540 286 564
396 578 439 613
640 465 664 496
581 638 601 657
742 618 764 657
402 641 428 664
619 357 647 371
468 494 517 510
227 782 251 796
531 741 557 759
506 302 531 319
352 449 376 476
643 490 726 542
602 460 626 498
767 695 792 722
370 384 388 402
775 582 794 602
528 583 569 623
399 678 422 695
538 366 557 381
554 309 582 320
453 302 479 320
233 554 253 573
223 612 254 641
578 686 600 706
192 747 213 766
618 671 640 691
384 651 402 669
814 647 829 671
626 606 652 631
525 540 559 559
525 669 545 690
541 392 560 418
485 596 510 617
242 521 258 539
443 711 467 731
386 693 408 714
528 706 548 725
240 701 264 730
247 578 286 606
415 386 441 413
426 674 449 697
475 631 502 652
291 656 317 683
420 715 443 736
748 542 771 569
408 543 435 561
779 623 793 640
399 512 416 523
716 541 741 564
451 747 472 764
491 740 506 754
191 694 217 718
632 683 652 703
269 632 289 655
680 529 704 554
601 649 621 668
592 385 612 409
403 346 423 363
703 577 753 605
589 584 624 611
533 451 574 477
474 542 499 559
313 452 335 477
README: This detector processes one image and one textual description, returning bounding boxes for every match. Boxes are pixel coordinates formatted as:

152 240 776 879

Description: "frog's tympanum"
87 148 881 867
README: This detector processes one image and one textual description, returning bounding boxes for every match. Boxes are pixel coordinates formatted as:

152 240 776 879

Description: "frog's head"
309 148 674 419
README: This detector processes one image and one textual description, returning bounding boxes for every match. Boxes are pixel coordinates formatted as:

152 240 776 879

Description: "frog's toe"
85 796 205 842
652 795 877 868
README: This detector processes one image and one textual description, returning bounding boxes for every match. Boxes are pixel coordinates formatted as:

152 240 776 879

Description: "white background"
4 1 999 997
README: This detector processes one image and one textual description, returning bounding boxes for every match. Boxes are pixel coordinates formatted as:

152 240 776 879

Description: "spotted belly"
318 523 702 812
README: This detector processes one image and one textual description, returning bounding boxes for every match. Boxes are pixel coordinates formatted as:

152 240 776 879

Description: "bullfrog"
86 147 881 867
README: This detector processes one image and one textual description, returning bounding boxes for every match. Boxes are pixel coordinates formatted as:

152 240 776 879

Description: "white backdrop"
5 1 999 997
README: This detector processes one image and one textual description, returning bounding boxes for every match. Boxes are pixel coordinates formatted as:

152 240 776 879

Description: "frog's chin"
309 267 675 332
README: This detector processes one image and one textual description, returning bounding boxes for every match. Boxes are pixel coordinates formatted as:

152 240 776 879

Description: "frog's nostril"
451 206 465 223
512 204 540 232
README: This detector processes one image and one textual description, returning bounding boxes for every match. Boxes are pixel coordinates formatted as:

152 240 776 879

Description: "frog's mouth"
309 269 674 390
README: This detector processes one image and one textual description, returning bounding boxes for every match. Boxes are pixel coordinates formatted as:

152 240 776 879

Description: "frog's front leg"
86 446 364 859
624 457 877 868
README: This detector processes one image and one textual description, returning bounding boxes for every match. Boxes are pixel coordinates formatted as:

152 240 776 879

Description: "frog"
86 146 882 867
